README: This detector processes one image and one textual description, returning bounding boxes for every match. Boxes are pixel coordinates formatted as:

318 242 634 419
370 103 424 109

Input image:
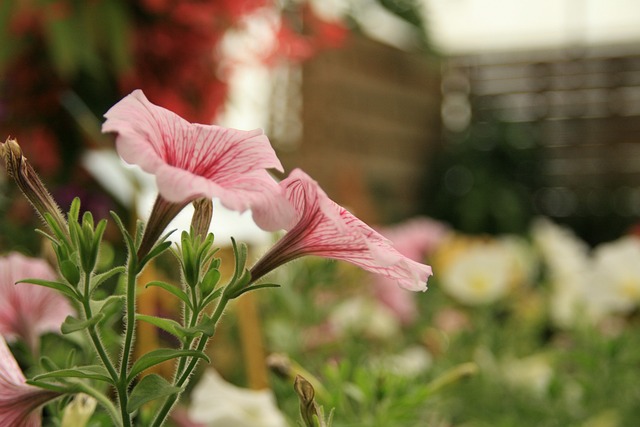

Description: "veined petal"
251 169 432 291
102 90 284 208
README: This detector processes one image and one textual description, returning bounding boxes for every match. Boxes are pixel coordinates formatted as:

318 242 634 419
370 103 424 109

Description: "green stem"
150 295 231 427
117 260 138 427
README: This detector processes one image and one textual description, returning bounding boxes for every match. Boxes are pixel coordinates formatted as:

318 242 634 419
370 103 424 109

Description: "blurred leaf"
127 374 182 413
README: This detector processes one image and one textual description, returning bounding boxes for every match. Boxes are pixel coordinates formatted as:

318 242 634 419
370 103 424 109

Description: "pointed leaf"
110 211 136 260
200 286 224 309
201 268 221 295
60 260 80 286
233 282 280 299
61 314 104 334
127 374 182 413
145 281 192 310
33 365 114 384
127 349 209 383
136 314 185 341
90 266 125 293
139 239 173 271
90 295 125 319
17 278 80 301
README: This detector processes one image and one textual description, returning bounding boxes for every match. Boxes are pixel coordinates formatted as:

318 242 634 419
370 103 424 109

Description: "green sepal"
200 286 224 309
200 268 221 295
110 211 136 263
136 314 185 342
43 211 70 244
127 348 210 383
90 266 125 294
39 355 60 372
145 281 192 311
61 313 104 334
17 278 80 301
127 374 183 413
26 379 77 394
35 228 60 246
233 282 281 299
33 365 114 384
60 260 81 286
68 197 81 224
138 230 175 271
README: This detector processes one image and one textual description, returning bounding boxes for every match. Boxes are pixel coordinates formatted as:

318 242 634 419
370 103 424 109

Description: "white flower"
188 370 288 427
369 346 433 378
590 236 640 315
439 243 514 305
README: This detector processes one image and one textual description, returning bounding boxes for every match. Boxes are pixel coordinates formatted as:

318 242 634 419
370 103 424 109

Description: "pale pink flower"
251 169 432 291
102 90 286 257
0 335 61 427
0 253 73 352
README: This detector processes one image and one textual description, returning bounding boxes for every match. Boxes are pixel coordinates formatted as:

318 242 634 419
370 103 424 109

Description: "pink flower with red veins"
251 169 433 291
0 335 61 426
102 90 285 258
0 253 73 353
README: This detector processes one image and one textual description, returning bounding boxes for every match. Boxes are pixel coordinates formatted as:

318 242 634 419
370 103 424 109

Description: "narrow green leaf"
145 281 192 310
35 228 60 245
127 349 209 383
26 379 77 394
136 314 184 341
200 286 224 309
33 365 114 384
17 278 79 301
178 317 216 338
90 266 125 293
139 239 173 271
60 260 81 286
127 374 182 413
43 212 69 243
201 268 221 295
233 282 280 299
61 314 104 334
68 198 81 223
110 211 136 260
90 295 124 319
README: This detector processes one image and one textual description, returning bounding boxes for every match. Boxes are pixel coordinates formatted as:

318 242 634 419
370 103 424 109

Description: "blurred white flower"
329 296 401 340
531 218 594 327
502 354 553 396
188 370 288 427
590 236 640 315
439 242 514 305
369 346 433 378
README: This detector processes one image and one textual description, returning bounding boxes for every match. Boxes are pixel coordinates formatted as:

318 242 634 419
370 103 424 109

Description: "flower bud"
1 138 69 240
191 197 213 239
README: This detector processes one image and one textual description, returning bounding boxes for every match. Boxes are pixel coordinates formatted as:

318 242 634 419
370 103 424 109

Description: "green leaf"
60 260 81 286
33 365 114 384
178 316 217 338
90 295 124 319
201 268 221 295
43 212 69 243
61 314 104 334
68 198 81 223
90 266 125 293
145 281 192 310
200 286 224 309
139 239 173 271
17 278 79 301
127 374 182 413
136 314 184 341
26 379 77 394
127 349 210 383
233 282 280 299
110 211 136 261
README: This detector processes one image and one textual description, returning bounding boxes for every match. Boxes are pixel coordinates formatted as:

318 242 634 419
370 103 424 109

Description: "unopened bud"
191 197 213 239
294 375 321 427
1 138 69 240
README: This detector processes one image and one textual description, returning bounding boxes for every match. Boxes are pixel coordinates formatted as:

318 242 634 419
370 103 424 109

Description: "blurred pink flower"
0 253 73 352
0 335 60 426
251 169 432 291
102 90 285 257
373 217 450 324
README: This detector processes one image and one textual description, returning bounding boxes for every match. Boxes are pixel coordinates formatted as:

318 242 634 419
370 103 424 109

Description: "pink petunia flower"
372 218 450 324
0 335 61 427
250 169 432 291
0 253 73 353
102 90 286 257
